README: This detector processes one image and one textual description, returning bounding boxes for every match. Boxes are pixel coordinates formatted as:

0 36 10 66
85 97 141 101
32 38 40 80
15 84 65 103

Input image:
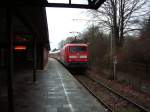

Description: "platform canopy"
0 0 106 50
47 0 106 9
1 0 106 9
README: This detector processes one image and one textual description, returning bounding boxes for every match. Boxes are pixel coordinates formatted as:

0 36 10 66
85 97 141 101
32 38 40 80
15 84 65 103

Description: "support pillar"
33 36 37 82
6 8 14 112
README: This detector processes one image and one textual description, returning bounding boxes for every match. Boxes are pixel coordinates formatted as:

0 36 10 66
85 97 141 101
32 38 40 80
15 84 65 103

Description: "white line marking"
56 65 75 112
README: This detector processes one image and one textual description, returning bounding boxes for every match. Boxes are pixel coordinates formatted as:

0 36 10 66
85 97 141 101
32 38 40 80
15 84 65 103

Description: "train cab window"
70 46 87 53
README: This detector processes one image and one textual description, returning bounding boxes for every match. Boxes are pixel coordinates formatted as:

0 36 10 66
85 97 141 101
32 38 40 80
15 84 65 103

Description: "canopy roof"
1 0 106 9
0 0 106 50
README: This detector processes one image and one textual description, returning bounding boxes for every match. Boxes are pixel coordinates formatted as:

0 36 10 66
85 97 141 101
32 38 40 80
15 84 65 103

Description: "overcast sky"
46 8 92 50
46 0 150 50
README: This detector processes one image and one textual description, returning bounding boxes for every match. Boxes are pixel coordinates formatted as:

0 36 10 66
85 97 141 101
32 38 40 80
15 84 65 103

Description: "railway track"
74 74 150 112
55 59 150 112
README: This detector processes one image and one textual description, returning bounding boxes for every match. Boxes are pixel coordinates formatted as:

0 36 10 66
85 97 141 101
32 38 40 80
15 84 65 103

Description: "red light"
14 46 27 50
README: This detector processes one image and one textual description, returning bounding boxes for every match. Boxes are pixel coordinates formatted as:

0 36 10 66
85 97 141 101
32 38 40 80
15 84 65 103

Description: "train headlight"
80 55 87 58
69 56 77 58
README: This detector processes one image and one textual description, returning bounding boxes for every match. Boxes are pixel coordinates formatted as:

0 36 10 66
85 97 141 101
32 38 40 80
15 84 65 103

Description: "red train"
60 43 89 68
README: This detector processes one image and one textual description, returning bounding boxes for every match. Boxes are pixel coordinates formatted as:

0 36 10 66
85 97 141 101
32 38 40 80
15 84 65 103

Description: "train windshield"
69 46 87 53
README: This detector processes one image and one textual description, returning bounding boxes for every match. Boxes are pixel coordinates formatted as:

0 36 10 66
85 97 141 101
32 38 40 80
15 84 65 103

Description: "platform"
1 58 106 112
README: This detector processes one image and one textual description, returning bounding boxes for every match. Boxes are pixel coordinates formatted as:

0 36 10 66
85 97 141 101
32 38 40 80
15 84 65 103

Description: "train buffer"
1 58 106 112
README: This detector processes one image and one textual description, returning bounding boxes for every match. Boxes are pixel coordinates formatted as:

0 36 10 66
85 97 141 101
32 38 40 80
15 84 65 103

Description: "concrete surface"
0 58 106 112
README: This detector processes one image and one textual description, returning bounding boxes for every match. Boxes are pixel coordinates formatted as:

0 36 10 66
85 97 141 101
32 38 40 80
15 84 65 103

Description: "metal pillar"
113 56 117 80
69 0 71 4
33 35 37 82
6 8 14 112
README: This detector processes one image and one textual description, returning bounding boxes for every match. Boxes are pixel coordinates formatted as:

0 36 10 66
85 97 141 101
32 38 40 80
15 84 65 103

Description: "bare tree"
88 0 149 49
58 40 65 48
82 26 109 65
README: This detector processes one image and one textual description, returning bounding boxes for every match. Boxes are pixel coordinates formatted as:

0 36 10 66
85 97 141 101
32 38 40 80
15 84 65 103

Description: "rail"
86 75 150 112
74 75 113 112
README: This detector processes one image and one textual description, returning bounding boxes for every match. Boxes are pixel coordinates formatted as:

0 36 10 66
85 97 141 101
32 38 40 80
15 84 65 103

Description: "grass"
117 106 140 112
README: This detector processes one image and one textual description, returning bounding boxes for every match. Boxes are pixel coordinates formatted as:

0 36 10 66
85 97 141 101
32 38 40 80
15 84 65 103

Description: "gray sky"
46 8 92 50
46 0 150 50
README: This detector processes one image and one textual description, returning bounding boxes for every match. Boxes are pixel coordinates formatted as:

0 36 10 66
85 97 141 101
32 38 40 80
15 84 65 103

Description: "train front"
65 44 89 68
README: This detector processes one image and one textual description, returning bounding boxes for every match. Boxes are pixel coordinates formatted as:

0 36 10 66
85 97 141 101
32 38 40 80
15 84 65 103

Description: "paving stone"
0 58 105 112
